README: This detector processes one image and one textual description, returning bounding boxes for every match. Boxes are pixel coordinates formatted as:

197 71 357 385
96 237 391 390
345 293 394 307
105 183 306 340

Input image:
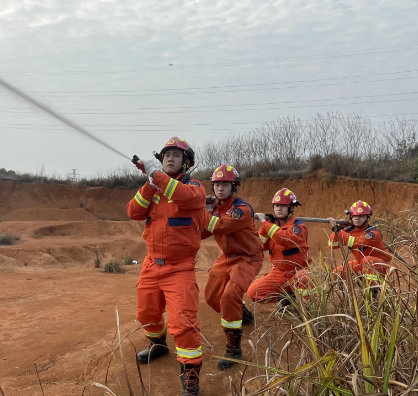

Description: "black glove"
265 214 277 223
331 225 343 233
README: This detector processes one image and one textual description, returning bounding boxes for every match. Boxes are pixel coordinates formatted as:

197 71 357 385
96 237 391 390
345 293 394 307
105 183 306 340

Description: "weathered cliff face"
1 169 418 220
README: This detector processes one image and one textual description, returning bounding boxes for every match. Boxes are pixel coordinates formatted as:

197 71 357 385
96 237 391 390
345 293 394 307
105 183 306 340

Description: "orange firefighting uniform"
126 171 206 365
329 223 392 283
247 215 312 302
202 196 263 330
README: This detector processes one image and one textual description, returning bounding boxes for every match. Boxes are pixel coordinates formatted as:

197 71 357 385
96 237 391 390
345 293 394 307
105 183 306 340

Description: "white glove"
142 159 159 176
149 176 159 190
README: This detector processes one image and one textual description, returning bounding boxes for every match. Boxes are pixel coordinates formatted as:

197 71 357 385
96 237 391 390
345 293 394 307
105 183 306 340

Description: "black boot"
136 335 168 364
242 303 254 325
180 362 202 396
277 292 295 311
217 328 242 370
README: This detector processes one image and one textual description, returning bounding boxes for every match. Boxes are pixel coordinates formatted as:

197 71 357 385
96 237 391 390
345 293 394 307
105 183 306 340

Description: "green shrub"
122 253 134 266
103 260 125 274
0 233 20 245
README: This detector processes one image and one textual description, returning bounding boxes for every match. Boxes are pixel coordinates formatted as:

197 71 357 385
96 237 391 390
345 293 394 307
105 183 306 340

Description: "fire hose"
254 214 409 266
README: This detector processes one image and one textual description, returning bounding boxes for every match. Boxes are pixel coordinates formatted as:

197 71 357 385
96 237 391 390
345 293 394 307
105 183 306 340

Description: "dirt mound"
3 208 99 221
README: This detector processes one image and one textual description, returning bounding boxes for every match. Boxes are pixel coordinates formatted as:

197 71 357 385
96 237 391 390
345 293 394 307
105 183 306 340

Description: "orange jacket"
202 196 263 257
259 215 311 271
329 223 391 263
126 171 206 259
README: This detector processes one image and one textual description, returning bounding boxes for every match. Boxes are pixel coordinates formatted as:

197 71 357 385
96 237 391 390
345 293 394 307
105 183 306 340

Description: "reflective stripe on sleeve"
259 234 268 243
347 236 355 248
296 288 309 295
152 195 160 204
145 325 167 338
221 318 242 329
134 192 151 209
163 178 179 200
365 274 379 282
176 346 202 359
328 240 339 247
207 215 219 233
267 224 280 238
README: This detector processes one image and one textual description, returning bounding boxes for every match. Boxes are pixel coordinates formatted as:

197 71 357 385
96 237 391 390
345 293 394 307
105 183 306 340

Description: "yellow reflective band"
207 215 219 233
365 274 379 281
353 202 357 207
221 318 242 329
227 165 233 171
145 325 167 338
268 224 280 238
259 234 268 243
284 189 291 196
152 195 160 204
163 178 179 200
347 236 355 248
296 288 309 295
363 201 368 207
176 346 202 359
328 240 339 247
134 192 150 209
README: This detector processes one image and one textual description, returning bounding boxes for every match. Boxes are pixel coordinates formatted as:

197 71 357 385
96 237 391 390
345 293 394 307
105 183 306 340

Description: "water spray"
0 76 130 161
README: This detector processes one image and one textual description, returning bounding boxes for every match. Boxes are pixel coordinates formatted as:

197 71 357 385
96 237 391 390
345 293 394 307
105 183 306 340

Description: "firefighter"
127 137 205 396
328 200 392 288
247 188 312 304
202 164 263 370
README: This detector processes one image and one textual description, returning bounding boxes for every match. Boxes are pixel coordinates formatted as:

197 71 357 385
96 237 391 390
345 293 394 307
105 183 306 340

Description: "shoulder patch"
231 208 243 219
292 225 302 234
365 232 375 240
187 181 201 187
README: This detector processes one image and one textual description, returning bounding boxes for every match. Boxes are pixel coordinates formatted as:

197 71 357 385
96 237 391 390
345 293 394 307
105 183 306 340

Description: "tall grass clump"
103 260 126 274
0 233 20 245
227 229 418 395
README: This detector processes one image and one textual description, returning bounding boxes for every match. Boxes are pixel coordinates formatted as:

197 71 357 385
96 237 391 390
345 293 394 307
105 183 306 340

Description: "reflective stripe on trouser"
136 255 202 364
247 267 308 303
334 256 391 285
204 254 263 327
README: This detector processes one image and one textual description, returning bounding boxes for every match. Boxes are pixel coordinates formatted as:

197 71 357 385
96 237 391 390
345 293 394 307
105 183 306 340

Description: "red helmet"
159 136 195 167
272 188 301 206
211 164 241 186
349 200 372 216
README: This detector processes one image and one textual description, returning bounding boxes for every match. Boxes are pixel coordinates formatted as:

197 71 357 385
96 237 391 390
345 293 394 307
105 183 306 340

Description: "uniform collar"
217 195 235 208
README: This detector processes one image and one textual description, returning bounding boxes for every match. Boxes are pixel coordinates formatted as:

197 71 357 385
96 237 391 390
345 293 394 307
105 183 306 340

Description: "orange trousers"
204 254 262 328
136 255 202 364
247 267 310 303
334 256 391 284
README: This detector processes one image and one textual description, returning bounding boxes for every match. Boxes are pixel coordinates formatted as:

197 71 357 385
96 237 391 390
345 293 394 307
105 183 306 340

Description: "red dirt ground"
1 171 417 396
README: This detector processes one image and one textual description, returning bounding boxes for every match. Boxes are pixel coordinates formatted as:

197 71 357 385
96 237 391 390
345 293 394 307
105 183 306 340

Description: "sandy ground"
1 173 417 396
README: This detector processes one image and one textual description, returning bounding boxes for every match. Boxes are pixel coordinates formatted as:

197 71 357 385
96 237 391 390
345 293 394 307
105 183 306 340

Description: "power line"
1 44 417 75
2 91 418 112
8 68 418 94
1 112 417 131
2 76 415 98
1 95 417 115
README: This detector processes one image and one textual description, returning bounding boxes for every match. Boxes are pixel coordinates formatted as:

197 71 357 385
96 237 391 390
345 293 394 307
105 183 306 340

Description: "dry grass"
0 233 20 245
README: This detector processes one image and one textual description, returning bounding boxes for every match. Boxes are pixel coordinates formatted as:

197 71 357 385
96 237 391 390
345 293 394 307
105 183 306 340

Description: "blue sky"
0 0 417 177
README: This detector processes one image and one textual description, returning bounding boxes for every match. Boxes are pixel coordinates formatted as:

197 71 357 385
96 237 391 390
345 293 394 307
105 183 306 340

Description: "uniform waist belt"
225 252 263 259
152 257 194 265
